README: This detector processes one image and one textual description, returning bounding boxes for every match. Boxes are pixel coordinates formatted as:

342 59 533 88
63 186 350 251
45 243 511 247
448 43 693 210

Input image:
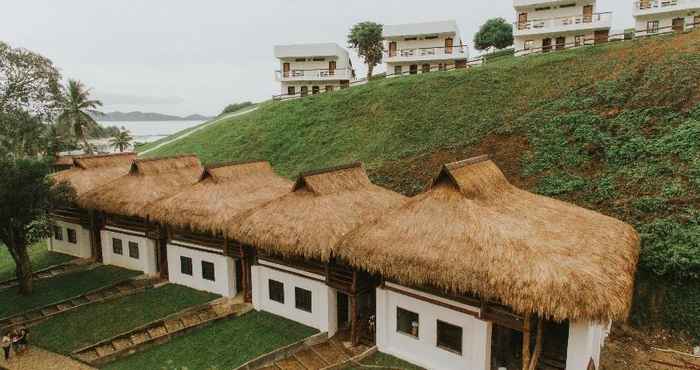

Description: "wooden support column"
88 210 103 262
350 293 359 346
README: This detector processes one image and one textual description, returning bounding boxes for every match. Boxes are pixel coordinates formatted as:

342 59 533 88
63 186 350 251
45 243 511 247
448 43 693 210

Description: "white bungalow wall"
634 13 699 36
167 242 236 297
376 284 492 370
100 227 157 275
48 219 92 259
566 320 610 370
251 260 338 336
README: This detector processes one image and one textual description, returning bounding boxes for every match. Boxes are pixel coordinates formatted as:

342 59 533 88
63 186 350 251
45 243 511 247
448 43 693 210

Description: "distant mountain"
91 111 212 122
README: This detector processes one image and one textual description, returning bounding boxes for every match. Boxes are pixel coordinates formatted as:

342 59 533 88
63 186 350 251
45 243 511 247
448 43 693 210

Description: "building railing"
515 12 612 32
634 0 700 12
384 44 468 59
275 68 355 81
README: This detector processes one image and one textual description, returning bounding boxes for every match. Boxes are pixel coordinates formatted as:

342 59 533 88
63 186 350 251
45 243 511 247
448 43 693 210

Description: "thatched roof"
228 163 408 262
145 160 292 235
337 156 640 322
52 153 136 196
78 154 203 218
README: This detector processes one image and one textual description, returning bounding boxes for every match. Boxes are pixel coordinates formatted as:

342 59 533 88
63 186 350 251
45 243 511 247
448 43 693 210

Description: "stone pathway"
258 338 369 370
1 346 96 370
0 260 94 291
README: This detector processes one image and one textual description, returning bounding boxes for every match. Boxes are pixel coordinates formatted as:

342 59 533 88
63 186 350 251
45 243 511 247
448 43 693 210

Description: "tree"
56 80 103 154
0 41 61 119
0 159 74 294
348 22 383 79
221 101 254 115
0 108 49 159
473 18 514 51
109 127 133 152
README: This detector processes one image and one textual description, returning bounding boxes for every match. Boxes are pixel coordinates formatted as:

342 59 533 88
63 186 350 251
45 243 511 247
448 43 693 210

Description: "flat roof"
383 20 460 38
273 43 348 59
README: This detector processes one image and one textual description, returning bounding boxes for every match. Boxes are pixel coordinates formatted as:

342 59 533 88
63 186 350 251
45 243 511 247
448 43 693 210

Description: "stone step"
312 341 350 364
294 347 328 369
276 357 306 370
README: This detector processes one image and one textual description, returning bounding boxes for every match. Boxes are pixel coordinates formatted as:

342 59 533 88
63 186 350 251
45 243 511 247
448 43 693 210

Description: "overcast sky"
3 0 633 116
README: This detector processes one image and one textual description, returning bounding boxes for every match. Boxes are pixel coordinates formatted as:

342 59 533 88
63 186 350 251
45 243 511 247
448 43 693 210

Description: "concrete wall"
48 220 92 259
167 242 236 297
566 321 610 370
375 284 492 370
280 81 348 95
634 13 699 36
514 31 596 54
515 1 597 19
385 61 460 76
100 227 157 275
252 260 337 336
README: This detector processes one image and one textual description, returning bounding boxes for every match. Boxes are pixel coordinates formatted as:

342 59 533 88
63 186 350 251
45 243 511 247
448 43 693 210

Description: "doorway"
300 86 308 97
234 259 243 293
282 63 290 78
518 13 528 30
337 292 350 329
583 5 593 23
672 17 685 32
444 37 454 54
328 60 336 76
542 38 552 53
555 36 566 50
388 41 397 57
409 64 418 74
594 30 609 44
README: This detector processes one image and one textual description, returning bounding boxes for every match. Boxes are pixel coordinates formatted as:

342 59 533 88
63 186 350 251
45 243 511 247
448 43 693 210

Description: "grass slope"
32 284 217 354
145 33 700 332
102 311 317 370
0 241 75 281
0 265 140 317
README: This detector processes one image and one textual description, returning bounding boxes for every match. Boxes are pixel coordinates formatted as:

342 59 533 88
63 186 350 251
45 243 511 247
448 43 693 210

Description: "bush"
220 102 254 115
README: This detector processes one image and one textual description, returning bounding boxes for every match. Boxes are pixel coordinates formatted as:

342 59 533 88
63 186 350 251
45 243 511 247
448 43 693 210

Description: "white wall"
280 81 347 95
100 227 157 275
376 284 492 370
252 261 337 336
48 220 92 259
634 14 699 36
514 31 596 54
515 1 597 20
566 321 610 370
167 242 235 297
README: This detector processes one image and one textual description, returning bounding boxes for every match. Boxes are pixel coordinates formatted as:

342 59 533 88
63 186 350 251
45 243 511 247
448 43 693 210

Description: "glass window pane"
396 307 419 338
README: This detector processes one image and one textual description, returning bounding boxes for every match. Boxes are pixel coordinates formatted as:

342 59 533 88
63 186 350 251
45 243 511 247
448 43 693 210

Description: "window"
421 64 431 73
437 320 463 355
394 65 402 76
269 279 284 303
287 86 295 96
180 256 193 275
202 261 215 281
647 20 659 34
404 37 417 41
312 57 325 61
53 226 63 241
312 86 320 95
524 40 534 50
112 238 123 255
424 35 438 40
67 228 77 244
438 63 446 72
301 86 308 97
325 85 334 92
295 287 312 312
294 58 306 62
396 307 419 338
128 241 139 259
534 6 551 11
574 35 584 47
559 3 576 7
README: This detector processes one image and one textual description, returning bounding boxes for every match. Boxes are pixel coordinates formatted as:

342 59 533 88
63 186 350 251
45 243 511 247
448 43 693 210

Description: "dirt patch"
602 324 699 370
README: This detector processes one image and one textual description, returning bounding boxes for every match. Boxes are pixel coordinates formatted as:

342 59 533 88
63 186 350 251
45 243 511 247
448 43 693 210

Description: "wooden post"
528 319 544 370
522 316 531 370
88 210 103 262
350 294 359 346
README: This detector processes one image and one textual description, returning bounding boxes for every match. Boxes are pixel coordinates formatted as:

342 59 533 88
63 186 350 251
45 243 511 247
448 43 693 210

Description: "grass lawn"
102 310 317 370
0 241 75 281
31 284 218 354
345 352 424 370
0 265 140 318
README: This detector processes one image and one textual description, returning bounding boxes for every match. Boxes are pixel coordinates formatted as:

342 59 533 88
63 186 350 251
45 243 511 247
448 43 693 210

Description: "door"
555 36 566 50
583 5 593 23
328 60 336 76
158 238 169 279
409 64 418 74
542 38 552 53
695 16 700 28
421 64 431 73
287 86 295 96
312 86 320 95
518 12 528 30
282 62 290 78
300 86 308 97
594 30 609 44
444 37 454 54
672 17 685 32
388 41 397 57
337 292 350 329
234 259 243 293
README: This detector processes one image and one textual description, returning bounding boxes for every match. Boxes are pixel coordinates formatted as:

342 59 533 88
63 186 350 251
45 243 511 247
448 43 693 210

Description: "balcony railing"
634 0 700 13
515 12 612 33
275 68 354 81
384 45 468 60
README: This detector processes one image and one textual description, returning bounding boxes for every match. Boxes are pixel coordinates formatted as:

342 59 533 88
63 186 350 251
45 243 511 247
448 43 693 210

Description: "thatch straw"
78 154 203 218
51 152 136 196
337 156 640 322
228 163 408 262
145 160 292 235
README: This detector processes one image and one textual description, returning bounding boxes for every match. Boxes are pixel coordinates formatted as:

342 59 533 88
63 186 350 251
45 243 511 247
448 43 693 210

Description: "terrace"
514 12 612 36
383 44 468 63
633 0 700 17
274 68 355 82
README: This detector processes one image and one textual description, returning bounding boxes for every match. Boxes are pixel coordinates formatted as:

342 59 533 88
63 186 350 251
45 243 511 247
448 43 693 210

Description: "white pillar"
566 321 607 370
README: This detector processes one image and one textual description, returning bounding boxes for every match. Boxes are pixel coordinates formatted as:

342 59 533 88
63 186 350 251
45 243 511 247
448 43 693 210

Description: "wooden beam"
350 294 359 346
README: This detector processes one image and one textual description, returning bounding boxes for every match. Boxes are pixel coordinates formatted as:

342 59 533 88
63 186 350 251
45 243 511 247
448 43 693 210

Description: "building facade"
633 0 700 36
273 43 355 97
382 20 468 76
513 0 612 56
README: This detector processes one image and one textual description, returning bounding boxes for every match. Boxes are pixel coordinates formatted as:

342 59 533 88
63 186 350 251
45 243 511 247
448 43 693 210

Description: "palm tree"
109 128 133 152
56 80 102 154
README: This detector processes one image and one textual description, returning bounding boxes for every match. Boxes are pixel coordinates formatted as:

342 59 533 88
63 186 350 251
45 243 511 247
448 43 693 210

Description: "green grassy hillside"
146 32 700 333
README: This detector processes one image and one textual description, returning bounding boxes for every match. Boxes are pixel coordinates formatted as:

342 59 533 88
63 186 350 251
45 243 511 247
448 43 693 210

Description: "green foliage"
536 173 586 196
639 212 700 278
221 101 254 115
663 280 700 338
0 241 74 281
109 128 134 152
473 18 514 51
0 108 50 159
632 197 667 213
347 21 383 77
56 79 103 154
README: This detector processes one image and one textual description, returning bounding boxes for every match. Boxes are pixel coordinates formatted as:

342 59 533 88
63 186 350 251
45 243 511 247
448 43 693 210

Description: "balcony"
384 45 468 64
275 68 354 82
633 0 700 17
513 0 572 8
514 12 612 37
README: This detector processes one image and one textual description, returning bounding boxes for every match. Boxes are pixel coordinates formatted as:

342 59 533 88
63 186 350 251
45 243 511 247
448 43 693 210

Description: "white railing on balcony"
384 45 468 60
275 68 354 81
634 0 700 12
515 12 612 33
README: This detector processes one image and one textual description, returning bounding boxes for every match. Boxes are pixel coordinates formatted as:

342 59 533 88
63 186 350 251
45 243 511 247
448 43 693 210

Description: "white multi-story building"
273 43 355 97
633 0 700 36
513 0 612 56
382 20 468 76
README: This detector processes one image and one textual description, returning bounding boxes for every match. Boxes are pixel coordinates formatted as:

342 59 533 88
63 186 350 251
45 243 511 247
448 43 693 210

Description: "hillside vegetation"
146 32 700 334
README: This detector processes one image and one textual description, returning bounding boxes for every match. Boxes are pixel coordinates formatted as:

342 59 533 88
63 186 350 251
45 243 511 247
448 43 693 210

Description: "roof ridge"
205 159 267 170
297 162 362 179
134 153 198 163
444 155 490 171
